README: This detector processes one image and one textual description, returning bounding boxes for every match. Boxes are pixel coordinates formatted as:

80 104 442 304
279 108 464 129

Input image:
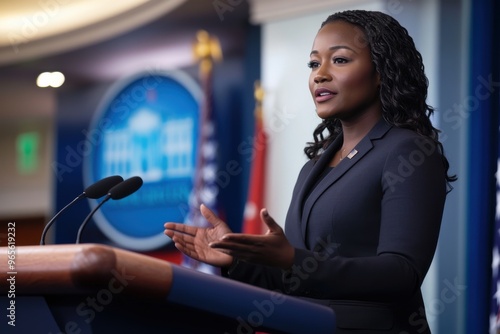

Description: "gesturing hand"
164 204 233 268
209 209 295 270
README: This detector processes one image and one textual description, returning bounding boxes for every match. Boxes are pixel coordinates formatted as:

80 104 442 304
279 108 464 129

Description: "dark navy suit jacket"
226 119 447 333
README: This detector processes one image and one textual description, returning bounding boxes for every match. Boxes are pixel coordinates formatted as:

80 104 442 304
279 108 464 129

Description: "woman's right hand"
164 204 234 268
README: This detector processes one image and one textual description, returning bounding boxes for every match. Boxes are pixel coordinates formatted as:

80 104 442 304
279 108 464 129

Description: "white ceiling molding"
249 0 377 24
0 0 187 66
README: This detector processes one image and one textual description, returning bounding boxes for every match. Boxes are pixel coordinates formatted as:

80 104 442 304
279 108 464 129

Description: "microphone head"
109 176 143 200
84 175 124 199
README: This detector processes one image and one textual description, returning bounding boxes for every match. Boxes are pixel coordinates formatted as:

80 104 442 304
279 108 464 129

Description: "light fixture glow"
36 71 65 88
36 72 51 87
50 71 65 88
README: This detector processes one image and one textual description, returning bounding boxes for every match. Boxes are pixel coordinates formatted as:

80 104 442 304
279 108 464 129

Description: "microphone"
40 175 124 245
75 176 143 244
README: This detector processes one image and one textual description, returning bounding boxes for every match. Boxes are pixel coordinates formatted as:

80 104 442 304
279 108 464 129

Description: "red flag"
242 82 267 234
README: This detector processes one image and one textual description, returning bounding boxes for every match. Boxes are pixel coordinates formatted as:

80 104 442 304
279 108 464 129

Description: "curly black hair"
304 10 456 184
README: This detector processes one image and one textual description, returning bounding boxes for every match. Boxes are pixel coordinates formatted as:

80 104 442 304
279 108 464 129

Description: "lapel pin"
347 149 358 159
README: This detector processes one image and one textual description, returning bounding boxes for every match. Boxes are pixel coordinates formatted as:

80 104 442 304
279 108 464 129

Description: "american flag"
490 159 500 333
182 42 220 274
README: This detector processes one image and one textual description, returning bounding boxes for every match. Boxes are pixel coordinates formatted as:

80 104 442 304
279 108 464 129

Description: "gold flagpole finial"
254 80 264 120
193 30 223 76
254 80 264 104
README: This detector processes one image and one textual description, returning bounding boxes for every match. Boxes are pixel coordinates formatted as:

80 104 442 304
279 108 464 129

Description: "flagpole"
254 80 264 123
192 30 223 208
183 31 223 273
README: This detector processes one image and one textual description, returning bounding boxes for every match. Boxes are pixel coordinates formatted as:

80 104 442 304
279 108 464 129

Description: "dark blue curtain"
466 0 500 332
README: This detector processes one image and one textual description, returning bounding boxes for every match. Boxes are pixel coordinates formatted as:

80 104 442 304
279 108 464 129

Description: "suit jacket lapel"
299 119 392 239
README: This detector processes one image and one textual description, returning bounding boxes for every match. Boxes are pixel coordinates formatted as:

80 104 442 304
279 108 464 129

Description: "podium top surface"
0 243 172 299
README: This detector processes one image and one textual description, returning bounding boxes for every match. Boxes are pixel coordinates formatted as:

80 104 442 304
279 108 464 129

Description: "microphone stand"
75 195 111 244
40 194 84 245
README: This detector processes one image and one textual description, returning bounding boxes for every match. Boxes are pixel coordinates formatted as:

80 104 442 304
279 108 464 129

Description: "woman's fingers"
209 235 264 254
218 233 263 245
260 209 282 234
164 222 198 237
209 242 250 258
200 204 226 228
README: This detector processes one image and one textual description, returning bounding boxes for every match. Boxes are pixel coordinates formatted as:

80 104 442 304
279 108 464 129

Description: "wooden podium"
0 244 335 333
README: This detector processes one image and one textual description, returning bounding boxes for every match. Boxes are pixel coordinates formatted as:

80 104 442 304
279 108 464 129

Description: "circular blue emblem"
84 70 201 251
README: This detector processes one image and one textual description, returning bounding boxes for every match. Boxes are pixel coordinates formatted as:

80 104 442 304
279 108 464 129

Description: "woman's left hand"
209 209 295 270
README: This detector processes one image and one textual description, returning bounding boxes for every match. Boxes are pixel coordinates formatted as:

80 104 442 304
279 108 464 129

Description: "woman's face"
308 21 380 121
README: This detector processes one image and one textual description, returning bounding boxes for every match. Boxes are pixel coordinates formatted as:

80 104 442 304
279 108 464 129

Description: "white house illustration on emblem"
102 108 194 182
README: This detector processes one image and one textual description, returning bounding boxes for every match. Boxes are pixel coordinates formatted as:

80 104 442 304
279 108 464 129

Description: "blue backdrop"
52 24 261 256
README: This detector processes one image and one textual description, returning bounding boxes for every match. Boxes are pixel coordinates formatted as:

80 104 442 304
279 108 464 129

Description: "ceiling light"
36 71 64 88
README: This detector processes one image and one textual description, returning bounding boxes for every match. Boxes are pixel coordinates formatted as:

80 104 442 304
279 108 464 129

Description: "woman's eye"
333 57 348 64
307 61 320 69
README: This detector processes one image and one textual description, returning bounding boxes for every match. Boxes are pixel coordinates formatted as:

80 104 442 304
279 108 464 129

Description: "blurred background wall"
1 0 498 332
